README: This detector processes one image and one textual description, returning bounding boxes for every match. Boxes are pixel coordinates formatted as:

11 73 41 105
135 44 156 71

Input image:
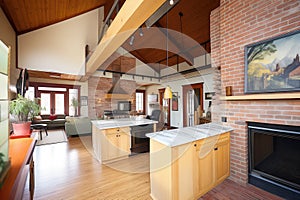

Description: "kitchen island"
92 118 157 163
146 123 233 200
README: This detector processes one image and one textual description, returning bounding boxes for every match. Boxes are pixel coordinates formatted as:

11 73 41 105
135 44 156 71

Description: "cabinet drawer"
102 127 130 134
217 132 230 144
196 132 229 150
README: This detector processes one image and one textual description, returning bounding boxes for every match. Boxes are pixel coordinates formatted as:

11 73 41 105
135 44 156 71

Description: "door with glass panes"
40 92 66 115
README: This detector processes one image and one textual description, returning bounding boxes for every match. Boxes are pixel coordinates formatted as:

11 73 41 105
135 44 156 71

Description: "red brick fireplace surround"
210 0 300 188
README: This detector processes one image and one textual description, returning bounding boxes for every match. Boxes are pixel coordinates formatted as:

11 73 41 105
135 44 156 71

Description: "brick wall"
211 0 300 184
88 76 136 118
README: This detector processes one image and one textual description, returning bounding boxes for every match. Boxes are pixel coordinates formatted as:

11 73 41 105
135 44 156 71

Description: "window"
136 90 145 114
25 86 35 100
31 82 80 116
69 89 78 116
40 93 51 114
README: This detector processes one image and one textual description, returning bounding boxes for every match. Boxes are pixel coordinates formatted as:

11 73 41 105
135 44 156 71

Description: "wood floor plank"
22 135 282 200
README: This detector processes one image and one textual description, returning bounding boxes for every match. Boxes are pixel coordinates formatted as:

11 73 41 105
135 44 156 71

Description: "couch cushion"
56 114 66 119
49 114 57 120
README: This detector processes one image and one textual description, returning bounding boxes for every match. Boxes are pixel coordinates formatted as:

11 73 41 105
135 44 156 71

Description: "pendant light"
164 9 173 99
164 86 172 99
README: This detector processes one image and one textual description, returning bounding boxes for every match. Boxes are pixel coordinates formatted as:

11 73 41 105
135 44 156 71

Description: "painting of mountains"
245 30 300 93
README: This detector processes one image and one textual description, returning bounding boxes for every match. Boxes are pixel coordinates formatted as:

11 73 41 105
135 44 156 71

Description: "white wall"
30 77 89 117
146 67 214 128
18 8 100 75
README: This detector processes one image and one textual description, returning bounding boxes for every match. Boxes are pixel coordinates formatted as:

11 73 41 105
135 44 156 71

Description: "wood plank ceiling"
0 0 220 79
0 0 107 34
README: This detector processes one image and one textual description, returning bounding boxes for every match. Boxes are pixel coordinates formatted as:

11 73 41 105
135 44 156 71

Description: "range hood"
105 73 130 99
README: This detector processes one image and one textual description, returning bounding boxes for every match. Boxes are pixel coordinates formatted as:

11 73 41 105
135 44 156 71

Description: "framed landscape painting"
245 30 300 93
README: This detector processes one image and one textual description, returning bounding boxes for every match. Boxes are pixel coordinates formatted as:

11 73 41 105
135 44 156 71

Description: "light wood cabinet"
149 132 230 200
194 132 230 197
92 125 131 163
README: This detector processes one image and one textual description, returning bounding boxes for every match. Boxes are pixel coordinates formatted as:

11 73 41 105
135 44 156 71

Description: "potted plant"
9 94 41 135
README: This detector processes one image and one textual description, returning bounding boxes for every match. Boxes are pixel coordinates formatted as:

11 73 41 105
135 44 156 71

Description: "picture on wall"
148 94 158 103
172 92 178 111
245 30 300 93
80 96 88 106
205 92 215 100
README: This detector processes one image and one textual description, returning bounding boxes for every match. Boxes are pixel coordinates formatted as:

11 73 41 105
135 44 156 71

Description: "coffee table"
31 124 48 140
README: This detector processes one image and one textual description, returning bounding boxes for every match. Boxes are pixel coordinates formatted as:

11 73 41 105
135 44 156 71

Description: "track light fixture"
169 0 174 5
129 35 135 45
139 28 144 37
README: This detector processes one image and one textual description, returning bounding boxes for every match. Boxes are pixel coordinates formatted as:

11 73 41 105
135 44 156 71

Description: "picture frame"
205 92 215 100
80 96 88 106
148 94 158 103
172 92 178 111
245 29 300 93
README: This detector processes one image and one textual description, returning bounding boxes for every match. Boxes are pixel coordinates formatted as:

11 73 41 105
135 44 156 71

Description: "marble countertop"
146 123 233 147
92 118 157 130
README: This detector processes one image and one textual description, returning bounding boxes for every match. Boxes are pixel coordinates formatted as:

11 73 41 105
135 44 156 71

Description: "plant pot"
12 121 31 135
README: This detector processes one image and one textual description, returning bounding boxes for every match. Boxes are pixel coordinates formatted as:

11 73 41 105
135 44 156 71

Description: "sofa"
65 116 92 137
32 114 66 129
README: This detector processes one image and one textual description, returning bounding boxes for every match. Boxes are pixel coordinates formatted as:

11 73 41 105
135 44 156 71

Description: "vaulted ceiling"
0 0 220 79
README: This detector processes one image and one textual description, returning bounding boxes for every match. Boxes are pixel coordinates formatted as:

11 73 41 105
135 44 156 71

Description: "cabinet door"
172 142 194 200
118 132 130 157
105 132 120 161
214 134 230 185
194 141 214 197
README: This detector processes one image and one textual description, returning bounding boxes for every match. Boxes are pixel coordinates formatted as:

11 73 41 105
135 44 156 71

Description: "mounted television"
118 101 131 111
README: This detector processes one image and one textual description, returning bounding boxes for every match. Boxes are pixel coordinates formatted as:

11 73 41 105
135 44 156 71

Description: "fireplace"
248 122 300 199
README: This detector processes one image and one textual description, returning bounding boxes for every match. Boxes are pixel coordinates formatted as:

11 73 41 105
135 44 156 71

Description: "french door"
40 92 66 115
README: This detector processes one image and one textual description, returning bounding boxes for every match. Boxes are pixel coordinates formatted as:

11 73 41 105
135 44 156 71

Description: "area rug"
36 129 68 146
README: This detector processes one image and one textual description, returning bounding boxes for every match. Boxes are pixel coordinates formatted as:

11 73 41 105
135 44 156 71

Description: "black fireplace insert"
248 122 300 199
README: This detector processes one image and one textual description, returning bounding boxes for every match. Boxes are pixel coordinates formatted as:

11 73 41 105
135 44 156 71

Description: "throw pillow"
34 115 42 121
49 114 57 120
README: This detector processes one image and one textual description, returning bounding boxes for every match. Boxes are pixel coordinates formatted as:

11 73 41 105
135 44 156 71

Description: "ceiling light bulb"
169 0 174 5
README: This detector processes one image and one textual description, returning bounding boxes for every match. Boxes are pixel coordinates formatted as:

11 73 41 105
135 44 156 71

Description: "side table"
31 124 48 140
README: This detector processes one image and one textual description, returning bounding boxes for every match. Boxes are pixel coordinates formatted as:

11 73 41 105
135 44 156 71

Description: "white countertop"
146 123 233 147
92 118 157 130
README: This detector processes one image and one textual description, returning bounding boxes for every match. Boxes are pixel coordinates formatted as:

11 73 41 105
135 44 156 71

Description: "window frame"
136 89 146 115
30 82 81 116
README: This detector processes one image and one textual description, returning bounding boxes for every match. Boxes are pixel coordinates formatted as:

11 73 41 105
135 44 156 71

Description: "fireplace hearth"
248 122 300 199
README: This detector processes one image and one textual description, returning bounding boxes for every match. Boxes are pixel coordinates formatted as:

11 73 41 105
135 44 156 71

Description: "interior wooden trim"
220 92 300 101
136 89 146 115
182 83 204 127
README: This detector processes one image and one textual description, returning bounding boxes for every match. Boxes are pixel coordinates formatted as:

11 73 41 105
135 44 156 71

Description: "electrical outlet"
221 116 227 122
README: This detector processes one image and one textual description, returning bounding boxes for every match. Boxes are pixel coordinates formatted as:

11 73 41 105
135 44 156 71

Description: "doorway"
159 88 170 128
182 83 203 127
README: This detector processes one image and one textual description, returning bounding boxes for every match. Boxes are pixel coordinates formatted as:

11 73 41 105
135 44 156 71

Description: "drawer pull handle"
214 147 218 151
194 144 197 147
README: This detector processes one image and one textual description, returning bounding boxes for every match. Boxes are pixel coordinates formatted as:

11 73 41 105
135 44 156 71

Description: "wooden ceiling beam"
81 0 166 81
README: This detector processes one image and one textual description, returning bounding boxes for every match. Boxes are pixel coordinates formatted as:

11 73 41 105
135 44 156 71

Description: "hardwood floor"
22 136 282 200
